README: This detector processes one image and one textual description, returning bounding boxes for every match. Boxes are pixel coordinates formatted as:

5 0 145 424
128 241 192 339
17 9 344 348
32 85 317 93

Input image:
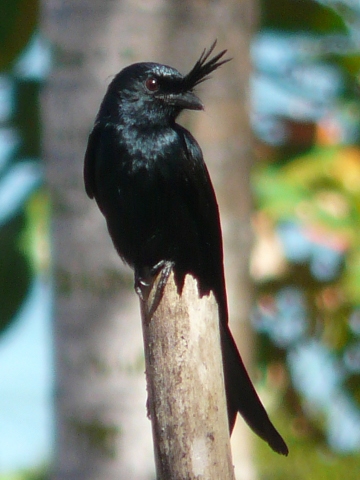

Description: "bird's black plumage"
84 41 288 456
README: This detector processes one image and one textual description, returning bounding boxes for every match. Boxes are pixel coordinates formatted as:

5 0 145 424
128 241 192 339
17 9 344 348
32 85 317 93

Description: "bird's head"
99 41 230 127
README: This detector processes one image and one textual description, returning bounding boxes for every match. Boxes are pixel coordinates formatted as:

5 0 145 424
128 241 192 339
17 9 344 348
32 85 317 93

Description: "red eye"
145 77 159 92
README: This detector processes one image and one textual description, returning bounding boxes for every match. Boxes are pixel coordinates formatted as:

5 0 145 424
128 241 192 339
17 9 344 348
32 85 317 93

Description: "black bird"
84 42 288 456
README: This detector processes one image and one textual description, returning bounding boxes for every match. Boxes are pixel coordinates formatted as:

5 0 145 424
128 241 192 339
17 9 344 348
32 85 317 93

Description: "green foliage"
255 409 360 480
0 1 42 336
0 186 48 336
21 189 51 276
0 0 39 70
254 0 360 460
0 213 31 333
254 145 360 304
255 146 357 228
260 0 360 83
0 465 48 480
327 52 360 84
14 81 42 158
260 0 347 33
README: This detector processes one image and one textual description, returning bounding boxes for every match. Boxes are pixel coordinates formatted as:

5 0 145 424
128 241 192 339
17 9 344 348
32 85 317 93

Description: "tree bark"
140 272 235 480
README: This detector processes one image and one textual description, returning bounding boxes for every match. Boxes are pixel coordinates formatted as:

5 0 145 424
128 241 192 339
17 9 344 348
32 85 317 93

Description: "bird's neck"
121 121 178 147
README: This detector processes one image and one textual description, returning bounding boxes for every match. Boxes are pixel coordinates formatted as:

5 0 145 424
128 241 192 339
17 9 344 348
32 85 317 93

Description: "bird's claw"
135 260 174 317
135 275 151 301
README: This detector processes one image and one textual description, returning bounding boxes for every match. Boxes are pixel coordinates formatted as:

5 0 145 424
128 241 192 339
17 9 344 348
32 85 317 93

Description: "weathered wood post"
139 270 235 479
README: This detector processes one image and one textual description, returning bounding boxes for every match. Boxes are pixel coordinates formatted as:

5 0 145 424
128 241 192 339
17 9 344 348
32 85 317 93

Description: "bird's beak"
166 91 204 111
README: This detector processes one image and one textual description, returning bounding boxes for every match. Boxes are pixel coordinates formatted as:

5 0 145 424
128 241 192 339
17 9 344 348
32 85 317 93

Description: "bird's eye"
145 77 159 92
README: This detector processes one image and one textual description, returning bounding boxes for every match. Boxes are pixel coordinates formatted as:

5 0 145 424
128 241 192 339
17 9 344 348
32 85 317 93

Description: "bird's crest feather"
182 40 231 91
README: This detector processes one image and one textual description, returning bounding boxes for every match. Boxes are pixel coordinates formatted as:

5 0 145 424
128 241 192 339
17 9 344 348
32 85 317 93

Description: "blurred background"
1 0 360 479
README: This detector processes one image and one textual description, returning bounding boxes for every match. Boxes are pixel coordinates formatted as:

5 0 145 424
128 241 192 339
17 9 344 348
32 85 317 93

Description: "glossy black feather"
182 40 231 90
84 44 288 456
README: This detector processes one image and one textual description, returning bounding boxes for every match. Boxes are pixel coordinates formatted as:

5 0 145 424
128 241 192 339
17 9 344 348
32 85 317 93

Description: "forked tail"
221 323 289 456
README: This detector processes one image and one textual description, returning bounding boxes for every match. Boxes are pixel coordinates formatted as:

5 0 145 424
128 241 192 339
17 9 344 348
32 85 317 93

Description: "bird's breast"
121 124 180 162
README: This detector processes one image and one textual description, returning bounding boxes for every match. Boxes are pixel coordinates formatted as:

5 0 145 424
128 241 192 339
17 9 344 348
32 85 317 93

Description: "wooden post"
139 271 235 480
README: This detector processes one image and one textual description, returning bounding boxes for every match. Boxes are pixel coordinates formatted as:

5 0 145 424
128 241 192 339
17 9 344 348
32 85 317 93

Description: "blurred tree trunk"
41 2 156 479
41 1 257 479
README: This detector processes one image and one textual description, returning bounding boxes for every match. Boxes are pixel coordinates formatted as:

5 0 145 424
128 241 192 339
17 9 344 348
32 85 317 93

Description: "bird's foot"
135 261 174 317
150 260 174 313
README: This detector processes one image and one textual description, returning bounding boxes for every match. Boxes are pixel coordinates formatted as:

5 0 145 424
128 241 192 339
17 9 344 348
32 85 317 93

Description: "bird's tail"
221 323 289 456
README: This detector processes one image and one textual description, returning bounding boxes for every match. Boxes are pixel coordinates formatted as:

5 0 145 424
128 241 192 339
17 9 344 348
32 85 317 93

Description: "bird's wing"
84 123 102 199
176 125 228 323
